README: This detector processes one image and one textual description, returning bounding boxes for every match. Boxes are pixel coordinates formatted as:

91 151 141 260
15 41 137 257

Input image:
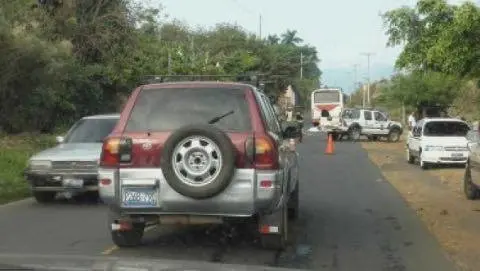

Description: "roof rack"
140 74 289 92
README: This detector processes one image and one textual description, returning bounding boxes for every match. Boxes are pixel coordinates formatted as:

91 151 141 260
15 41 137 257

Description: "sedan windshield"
423 121 470 137
64 118 118 143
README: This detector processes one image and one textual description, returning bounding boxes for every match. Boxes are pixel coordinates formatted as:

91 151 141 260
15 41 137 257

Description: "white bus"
311 88 349 133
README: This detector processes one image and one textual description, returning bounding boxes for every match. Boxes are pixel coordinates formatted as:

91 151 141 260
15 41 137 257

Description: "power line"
229 0 262 39
230 0 255 15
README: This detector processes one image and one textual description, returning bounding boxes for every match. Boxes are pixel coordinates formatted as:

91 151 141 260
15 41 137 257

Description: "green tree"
0 0 322 133
382 0 480 78
281 29 303 45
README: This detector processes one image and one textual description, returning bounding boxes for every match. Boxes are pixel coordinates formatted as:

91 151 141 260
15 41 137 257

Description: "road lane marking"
101 224 157 255
101 245 118 255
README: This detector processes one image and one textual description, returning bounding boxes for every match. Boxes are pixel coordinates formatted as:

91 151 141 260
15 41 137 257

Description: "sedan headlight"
29 160 52 170
424 145 443 151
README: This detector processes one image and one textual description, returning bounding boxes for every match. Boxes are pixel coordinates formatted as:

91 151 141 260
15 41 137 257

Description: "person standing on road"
295 112 304 143
408 111 416 131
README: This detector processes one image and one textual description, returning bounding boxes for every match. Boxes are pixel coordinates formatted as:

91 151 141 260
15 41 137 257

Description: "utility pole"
259 14 262 39
361 52 374 106
300 52 304 79
168 51 172 75
353 64 359 92
362 83 366 108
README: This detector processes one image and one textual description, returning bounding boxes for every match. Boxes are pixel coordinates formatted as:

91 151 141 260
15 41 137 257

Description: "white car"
406 118 470 169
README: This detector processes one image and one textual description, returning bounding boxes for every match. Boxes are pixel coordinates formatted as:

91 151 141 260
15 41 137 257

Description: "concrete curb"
0 197 33 208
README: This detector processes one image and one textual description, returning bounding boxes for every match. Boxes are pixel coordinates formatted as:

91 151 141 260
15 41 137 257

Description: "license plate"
62 178 83 188
122 188 157 207
451 153 464 157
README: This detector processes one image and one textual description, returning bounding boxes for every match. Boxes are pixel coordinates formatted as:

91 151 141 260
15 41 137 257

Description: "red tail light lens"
254 136 278 170
100 138 121 167
100 137 133 167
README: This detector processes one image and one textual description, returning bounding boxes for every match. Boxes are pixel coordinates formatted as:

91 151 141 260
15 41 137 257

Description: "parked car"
463 129 480 200
406 118 470 169
24 114 120 203
98 81 301 250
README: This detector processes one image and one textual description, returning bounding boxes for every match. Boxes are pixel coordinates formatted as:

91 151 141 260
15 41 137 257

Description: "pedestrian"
408 111 416 131
295 112 304 143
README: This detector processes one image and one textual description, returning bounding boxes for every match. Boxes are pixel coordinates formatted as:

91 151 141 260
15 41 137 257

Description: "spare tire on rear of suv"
161 124 236 199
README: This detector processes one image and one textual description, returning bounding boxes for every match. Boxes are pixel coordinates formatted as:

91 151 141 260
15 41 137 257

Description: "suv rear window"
423 121 470 137
125 87 252 132
342 109 360 119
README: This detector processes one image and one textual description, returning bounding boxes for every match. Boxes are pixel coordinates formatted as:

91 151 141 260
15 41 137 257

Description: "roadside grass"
0 133 56 204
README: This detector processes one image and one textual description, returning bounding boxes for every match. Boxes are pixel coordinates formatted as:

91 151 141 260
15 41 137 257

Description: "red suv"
98 80 300 250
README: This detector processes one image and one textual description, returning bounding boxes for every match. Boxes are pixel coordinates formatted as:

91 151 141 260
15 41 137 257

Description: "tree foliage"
348 0 480 121
0 0 321 133
382 0 480 78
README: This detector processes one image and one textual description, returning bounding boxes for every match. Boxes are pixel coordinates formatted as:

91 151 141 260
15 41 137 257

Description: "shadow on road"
111 213 313 270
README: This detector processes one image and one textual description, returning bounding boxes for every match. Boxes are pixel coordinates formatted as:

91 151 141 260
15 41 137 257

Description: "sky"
148 0 468 93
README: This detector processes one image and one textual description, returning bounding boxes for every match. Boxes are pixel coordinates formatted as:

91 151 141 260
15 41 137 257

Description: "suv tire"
388 128 401 142
348 125 361 141
161 124 236 199
288 181 299 220
33 191 56 203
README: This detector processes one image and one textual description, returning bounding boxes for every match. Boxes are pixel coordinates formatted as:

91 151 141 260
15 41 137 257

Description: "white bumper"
422 150 469 164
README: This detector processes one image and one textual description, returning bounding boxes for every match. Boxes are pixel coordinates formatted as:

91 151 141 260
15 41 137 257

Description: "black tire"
464 163 478 200
406 146 414 164
288 181 299 220
331 133 340 141
161 124 236 199
419 152 429 170
72 191 100 203
33 191 56 203
109 210 145 247
260 205 288 250
388 128 401 142
348 125 361 141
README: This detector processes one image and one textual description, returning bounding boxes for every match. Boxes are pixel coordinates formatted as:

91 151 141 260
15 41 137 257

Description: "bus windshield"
313 91 340 103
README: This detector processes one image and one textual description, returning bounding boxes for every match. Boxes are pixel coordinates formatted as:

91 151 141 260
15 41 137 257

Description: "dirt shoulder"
362 141 480 271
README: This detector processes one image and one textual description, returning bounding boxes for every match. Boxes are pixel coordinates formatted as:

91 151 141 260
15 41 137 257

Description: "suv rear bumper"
99 168 282 217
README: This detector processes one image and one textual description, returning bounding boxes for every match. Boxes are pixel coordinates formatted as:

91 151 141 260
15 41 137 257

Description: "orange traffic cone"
325 133 335 155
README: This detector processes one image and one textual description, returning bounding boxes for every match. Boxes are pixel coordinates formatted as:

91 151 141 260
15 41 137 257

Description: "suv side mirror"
282 123 300 139
56 136 64 144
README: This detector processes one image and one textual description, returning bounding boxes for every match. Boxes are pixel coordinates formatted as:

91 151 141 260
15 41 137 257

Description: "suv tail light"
253 136 278 170
100 137 132 167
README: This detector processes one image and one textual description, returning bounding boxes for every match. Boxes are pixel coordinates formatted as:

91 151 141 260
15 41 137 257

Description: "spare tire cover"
161 124 236 199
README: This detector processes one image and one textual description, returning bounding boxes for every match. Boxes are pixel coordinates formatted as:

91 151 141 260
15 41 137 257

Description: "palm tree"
281 30 303 45
267 34 280 45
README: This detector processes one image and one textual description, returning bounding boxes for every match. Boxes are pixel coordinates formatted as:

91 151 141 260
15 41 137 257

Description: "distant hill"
322 65 395 93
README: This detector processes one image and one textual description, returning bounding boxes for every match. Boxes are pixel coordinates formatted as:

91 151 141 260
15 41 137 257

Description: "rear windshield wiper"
208 110 234 125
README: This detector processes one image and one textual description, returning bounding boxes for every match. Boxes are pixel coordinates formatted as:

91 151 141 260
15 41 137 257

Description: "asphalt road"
0 133 458 271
